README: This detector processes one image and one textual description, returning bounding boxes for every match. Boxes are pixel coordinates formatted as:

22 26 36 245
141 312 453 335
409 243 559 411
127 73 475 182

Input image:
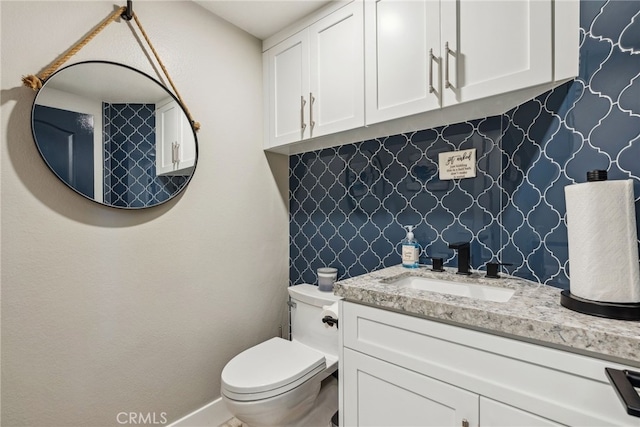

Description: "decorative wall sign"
438 148 477 180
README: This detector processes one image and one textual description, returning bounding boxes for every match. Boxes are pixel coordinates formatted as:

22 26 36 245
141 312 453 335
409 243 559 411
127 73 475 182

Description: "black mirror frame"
30 60 199 210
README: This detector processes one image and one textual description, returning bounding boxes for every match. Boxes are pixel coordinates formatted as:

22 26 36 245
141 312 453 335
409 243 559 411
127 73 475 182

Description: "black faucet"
448 242 471 275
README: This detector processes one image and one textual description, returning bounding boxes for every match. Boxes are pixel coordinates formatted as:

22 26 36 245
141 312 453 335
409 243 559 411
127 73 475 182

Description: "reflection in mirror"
31 61 198 209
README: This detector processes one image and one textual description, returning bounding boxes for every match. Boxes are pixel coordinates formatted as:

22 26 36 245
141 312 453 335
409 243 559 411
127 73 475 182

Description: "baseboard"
168 397 232 427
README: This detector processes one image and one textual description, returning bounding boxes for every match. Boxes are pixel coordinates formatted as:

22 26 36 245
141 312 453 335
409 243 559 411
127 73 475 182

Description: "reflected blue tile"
501 204 525 235
544 175 572 214
564 143 610 182
410 192 438 216
442 188 474 213
544 126 581 165
619 141 640 177
395 139 422 168
441 228 473 248
529 109 561 145
512 181 541 214
459 207 494 235
411 128 440 149
528 202 561 239
580 0 607 28
591 108 640 156
512 100 542 131
590 0 640 41
619 77 640 114
590 48 640 100
382 192 406 215
620 13 640 51
579 35 612 82
528 158 561 192
442 122 474 147
395 207 422 230
543 82 575 119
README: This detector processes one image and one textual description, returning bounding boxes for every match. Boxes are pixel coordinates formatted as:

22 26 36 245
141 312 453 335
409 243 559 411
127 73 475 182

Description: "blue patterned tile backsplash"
289 0 640 289
103 103 187 208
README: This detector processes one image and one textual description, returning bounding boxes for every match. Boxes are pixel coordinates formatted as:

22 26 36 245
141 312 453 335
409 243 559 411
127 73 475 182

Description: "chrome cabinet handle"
428 48 435 94
444 41 453 89
309 92 316 134
300 95 307 134
171 142 180 165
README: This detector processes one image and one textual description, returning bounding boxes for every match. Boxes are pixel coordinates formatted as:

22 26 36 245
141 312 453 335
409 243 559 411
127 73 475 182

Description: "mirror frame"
30 60 199 210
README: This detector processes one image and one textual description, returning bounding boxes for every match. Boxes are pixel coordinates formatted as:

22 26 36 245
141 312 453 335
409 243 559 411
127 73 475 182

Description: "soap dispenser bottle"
401 225 420 268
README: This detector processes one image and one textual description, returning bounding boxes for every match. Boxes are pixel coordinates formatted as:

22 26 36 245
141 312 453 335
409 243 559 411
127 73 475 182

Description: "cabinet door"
440 0 552 106
480 397 564 427
155 99 195 176
308 1 364 138
343 348 479 426
267 30 310 147
365 0 441 125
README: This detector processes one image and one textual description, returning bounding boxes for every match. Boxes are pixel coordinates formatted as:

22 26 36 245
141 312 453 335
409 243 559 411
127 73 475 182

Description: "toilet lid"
221 337 325 398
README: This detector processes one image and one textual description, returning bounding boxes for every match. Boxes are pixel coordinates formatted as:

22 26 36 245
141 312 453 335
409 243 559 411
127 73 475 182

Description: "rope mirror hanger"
22 1 200 131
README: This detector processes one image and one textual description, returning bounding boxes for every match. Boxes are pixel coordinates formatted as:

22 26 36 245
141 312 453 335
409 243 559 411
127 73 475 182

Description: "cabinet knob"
462 419 469 427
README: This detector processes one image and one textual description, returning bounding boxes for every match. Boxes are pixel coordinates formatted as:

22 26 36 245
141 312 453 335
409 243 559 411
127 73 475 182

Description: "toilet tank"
288 284 341 358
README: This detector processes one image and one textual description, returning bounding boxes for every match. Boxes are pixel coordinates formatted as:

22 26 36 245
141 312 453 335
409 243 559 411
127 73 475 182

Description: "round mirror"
31 61 198 209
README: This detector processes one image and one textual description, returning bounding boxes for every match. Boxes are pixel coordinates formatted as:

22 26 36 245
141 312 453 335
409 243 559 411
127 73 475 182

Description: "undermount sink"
390 276 515 303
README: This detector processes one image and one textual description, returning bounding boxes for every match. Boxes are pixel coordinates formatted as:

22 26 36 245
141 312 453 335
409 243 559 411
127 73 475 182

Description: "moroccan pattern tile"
290 0 640 289
103 103 187 208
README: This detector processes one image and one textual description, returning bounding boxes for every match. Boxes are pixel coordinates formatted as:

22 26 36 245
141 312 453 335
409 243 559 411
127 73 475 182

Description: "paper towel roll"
565 178 640 303
321 301 339 328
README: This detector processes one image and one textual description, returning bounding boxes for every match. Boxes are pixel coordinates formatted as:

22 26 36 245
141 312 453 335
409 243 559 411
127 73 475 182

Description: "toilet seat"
221 337 326 401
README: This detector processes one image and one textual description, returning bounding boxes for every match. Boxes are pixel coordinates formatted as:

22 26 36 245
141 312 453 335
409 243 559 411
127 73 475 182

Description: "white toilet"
221 284 341 427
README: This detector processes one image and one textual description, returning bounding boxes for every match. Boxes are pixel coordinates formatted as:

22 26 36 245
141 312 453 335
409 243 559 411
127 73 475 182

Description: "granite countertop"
334 265 640 367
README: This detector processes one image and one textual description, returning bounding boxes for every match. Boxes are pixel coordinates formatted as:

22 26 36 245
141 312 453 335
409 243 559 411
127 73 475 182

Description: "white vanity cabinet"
343 348 480 426
365 0 554 125
155 98 195 176
340 301 638 426
264 1 364 148
344 349 562 426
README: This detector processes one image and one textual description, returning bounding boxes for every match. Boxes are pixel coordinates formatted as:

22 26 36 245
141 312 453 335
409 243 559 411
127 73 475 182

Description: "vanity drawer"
341 301 638 426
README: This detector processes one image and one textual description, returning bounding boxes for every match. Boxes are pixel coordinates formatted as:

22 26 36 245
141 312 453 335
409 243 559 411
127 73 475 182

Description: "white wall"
0 2 290 426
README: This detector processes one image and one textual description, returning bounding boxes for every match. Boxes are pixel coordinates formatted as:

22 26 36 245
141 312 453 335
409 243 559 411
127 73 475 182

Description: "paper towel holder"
587 169 608 182
560 290 640 321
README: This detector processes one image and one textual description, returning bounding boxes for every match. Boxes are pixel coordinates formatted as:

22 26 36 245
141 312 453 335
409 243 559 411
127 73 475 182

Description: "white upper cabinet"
267 31 309 147
263 0 578 154
265 1 364 148
366 0 553 125
155 98 196 176
309 3 365 138
440 0 552 107
365 0 442 124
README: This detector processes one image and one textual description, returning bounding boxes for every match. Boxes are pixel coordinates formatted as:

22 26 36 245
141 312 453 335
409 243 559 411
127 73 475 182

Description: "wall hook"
122 0 133 21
